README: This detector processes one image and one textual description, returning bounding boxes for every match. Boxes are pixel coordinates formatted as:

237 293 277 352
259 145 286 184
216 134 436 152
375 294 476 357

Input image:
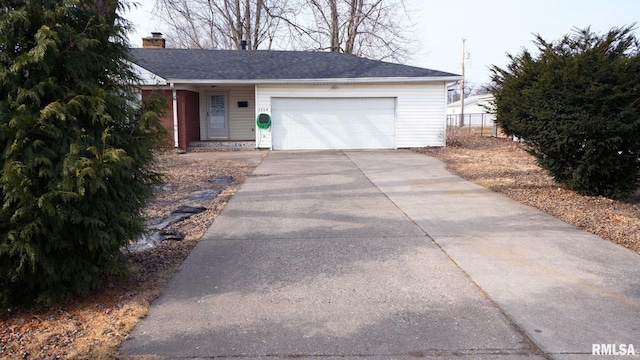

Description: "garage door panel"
272 98 395 150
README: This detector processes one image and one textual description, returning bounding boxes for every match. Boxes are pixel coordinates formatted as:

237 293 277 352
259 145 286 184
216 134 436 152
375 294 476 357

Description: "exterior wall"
142 89 200 150
255 82 447 149
177 90 200 150
229 87 256 140
142 90 174 148
199 86 256 141
447 101 487 115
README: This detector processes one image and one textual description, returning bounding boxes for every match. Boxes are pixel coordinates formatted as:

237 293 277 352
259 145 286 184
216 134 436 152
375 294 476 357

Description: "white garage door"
271 97 396 150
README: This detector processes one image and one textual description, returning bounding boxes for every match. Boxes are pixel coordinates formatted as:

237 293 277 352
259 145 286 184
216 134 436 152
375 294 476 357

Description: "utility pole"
459 37 466 127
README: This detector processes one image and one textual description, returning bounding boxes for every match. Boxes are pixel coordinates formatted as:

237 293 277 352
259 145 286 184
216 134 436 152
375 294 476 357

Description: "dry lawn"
1 136 639 359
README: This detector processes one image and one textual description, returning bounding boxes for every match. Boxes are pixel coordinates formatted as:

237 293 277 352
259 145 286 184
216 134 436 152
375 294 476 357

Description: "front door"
207 93 228 139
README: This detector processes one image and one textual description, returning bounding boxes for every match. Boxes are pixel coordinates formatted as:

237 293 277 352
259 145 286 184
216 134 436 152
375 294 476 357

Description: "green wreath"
256 113 272 129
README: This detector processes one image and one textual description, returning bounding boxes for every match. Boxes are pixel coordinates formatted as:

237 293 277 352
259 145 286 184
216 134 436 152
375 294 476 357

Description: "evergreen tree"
489 26 640 198
0 0 167 307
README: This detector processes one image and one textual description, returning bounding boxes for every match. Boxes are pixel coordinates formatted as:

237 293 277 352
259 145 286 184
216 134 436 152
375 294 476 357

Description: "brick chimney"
142 32 165 48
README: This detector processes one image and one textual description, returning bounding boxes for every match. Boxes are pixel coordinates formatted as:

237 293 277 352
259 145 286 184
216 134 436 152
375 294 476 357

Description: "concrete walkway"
119 150 640 359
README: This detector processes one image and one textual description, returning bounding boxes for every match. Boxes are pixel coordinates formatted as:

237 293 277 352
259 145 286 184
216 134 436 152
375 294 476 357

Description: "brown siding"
142 89 200 150
177 90 200 150
142 90 174 148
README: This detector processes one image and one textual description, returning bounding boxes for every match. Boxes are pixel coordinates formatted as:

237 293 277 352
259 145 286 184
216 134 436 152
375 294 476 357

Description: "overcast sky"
123 0 640 86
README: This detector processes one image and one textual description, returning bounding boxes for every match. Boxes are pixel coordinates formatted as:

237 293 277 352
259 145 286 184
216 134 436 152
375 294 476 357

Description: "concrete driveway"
120 150 640 359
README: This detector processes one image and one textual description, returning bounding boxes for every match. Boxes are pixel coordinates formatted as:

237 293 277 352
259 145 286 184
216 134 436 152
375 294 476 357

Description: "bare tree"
277 0 414 62
154 0 289 49
474 82 494 96
153 0 414 62
447 82 494 104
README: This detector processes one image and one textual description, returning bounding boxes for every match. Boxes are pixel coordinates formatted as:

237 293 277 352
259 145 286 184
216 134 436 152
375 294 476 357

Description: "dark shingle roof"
129 48 459 81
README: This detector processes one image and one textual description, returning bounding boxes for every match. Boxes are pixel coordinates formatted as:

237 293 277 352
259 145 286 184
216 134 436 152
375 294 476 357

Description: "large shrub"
0 0 167 307
489 26 640 198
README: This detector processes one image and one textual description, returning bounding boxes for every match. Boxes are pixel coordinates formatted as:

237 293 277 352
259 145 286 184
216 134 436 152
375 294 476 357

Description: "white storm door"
207 93 228 139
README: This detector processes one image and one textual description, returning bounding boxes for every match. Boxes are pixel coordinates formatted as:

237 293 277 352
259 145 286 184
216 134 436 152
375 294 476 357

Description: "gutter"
170 82 179 148
157 76 464 85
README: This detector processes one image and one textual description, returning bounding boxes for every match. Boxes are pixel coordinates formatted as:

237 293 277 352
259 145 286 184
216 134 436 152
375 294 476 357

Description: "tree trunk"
252 0 265 49
243 0 251 48
344 0 362 54
234 0 242 49
329 0 339 52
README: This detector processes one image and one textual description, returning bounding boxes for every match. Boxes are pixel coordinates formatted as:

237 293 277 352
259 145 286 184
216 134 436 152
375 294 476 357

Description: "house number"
258 107 270 112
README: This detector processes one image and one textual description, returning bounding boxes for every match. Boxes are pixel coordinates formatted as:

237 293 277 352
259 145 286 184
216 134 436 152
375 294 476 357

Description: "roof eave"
154 76 463 85
130 62 168 86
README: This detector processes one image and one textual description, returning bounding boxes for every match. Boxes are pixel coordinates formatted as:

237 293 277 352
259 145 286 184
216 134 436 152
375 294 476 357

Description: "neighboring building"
130 34 462 151
447 94 495 128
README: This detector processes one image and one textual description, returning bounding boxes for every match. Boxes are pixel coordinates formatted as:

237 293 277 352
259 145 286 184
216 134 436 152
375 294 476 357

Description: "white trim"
255 85 272 150
204 91 230 139
151 76 463 85
130 62 168 85
139 84 200 92
170 83 179 148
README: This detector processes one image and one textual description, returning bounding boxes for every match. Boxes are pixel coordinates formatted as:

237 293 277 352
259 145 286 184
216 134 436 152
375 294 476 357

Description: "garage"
271 97 396 150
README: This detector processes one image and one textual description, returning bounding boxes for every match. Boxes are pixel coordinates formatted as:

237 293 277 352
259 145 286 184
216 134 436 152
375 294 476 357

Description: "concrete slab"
121 149 640 359
179 150 268 163
436 234 640 355
159 356 547 360
346 150 640 359
207 173 425 239
120 237 535 358
205 150 426 240
120 151 538 359
251 150 354 176
344 151 564 238
184 355 546 360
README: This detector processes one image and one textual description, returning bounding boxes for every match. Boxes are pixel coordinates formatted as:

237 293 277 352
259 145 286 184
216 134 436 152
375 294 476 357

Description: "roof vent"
143 32 166 48
241 40 247 50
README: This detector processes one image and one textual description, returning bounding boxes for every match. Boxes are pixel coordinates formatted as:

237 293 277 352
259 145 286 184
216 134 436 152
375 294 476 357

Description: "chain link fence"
446 113 498 137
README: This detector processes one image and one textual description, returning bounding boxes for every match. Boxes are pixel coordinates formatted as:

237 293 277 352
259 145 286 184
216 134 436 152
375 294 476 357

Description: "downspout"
170 83 179 148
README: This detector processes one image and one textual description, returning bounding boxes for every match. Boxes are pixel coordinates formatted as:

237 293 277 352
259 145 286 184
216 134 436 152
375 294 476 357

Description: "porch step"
188 141 257 151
